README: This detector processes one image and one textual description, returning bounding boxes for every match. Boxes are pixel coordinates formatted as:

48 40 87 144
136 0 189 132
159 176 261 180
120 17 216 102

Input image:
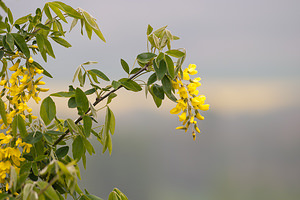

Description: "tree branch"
53 63 150 146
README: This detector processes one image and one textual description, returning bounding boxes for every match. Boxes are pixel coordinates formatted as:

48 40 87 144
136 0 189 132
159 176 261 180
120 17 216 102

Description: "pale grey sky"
5 0 300 81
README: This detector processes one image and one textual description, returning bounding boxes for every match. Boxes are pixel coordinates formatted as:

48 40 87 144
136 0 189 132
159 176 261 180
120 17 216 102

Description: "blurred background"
6 0 300 199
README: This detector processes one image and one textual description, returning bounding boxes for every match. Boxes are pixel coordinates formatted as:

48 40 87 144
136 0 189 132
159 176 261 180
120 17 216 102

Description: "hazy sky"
5 0 300 80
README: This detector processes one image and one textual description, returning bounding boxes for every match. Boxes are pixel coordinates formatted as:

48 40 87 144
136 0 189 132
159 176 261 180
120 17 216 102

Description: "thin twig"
53 63 150 146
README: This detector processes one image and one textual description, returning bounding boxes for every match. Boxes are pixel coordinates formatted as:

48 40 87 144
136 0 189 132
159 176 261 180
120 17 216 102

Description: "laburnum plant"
0 1 209 200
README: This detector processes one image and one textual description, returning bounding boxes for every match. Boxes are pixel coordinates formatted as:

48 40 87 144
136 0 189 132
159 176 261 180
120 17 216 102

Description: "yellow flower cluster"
170 64 209 140
0 56 49 130
0 134 32 186
0 55 46 192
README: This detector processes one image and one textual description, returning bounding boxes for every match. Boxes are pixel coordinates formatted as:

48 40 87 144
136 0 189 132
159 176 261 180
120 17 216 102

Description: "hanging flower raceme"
170 64 209 141
0 54 46 193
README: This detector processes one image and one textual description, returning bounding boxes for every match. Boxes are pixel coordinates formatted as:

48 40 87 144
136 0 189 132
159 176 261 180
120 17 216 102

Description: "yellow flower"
36 81 45 85
9 60 20 71
0 80 7 86
28 56 34 63
190 116 196 124
20 74 29 84
196 112 204 120
22 143 32 153
199 104 210 111
170 107 181 114
175 126 186 131
192 132 196 141
187 64 197 75
178 86 188 99
183 70 190 80
178 112 187 121
36 69 44 74
194 124 201 133
187 82 199 95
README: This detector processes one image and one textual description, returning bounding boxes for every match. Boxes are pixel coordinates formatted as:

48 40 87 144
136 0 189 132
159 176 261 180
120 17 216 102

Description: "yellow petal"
28 56 34 63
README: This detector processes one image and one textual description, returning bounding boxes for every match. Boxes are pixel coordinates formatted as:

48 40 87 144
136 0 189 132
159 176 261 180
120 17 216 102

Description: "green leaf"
75 87 89 113
46 130 65 135
156 59 167 80
81 10 97 30
14 14 30 25
164 54 175 79
107 93 117 104
129 67 141 75
51 37 72 48
153 25 168 36
70 18 78 32
24 131 43 144
92 24 106 42
78 69 84 87
149 86 162 108
103 107 113 155
52 1 82 19
66 118 78 133
120 59 129 74
51 91 75 98
12 114 27 138
108 107 115 135
2 35 12 52
37 181 60 200
119 78 142 92
11 33 30 58
112 80 121 89
40 96 56 125
152 84 164 100
82 61 98 65
72 135 84 161
0 51 4 60
68 97 77 108
85 194 103 200
36 33 44 53
161 76 172 96
0 98 7 126
88 69 110 81
44 37 55 58
48 2 67 23
165 49 185 58
36 23 50 30
81 10 106 42
7 8 13 24
6 33 14 50
20 162 32 176
85 88 96 95
43 4 52 19
113 188 128 200
43 133 53 144
147 24 153 35
147 73 157 86
83 138 95 155
137 52 156 63
85 21 93 39
156 52 165 63
83 116 92 137
72 66 81 82
10 166 17 192
56 146 69 158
